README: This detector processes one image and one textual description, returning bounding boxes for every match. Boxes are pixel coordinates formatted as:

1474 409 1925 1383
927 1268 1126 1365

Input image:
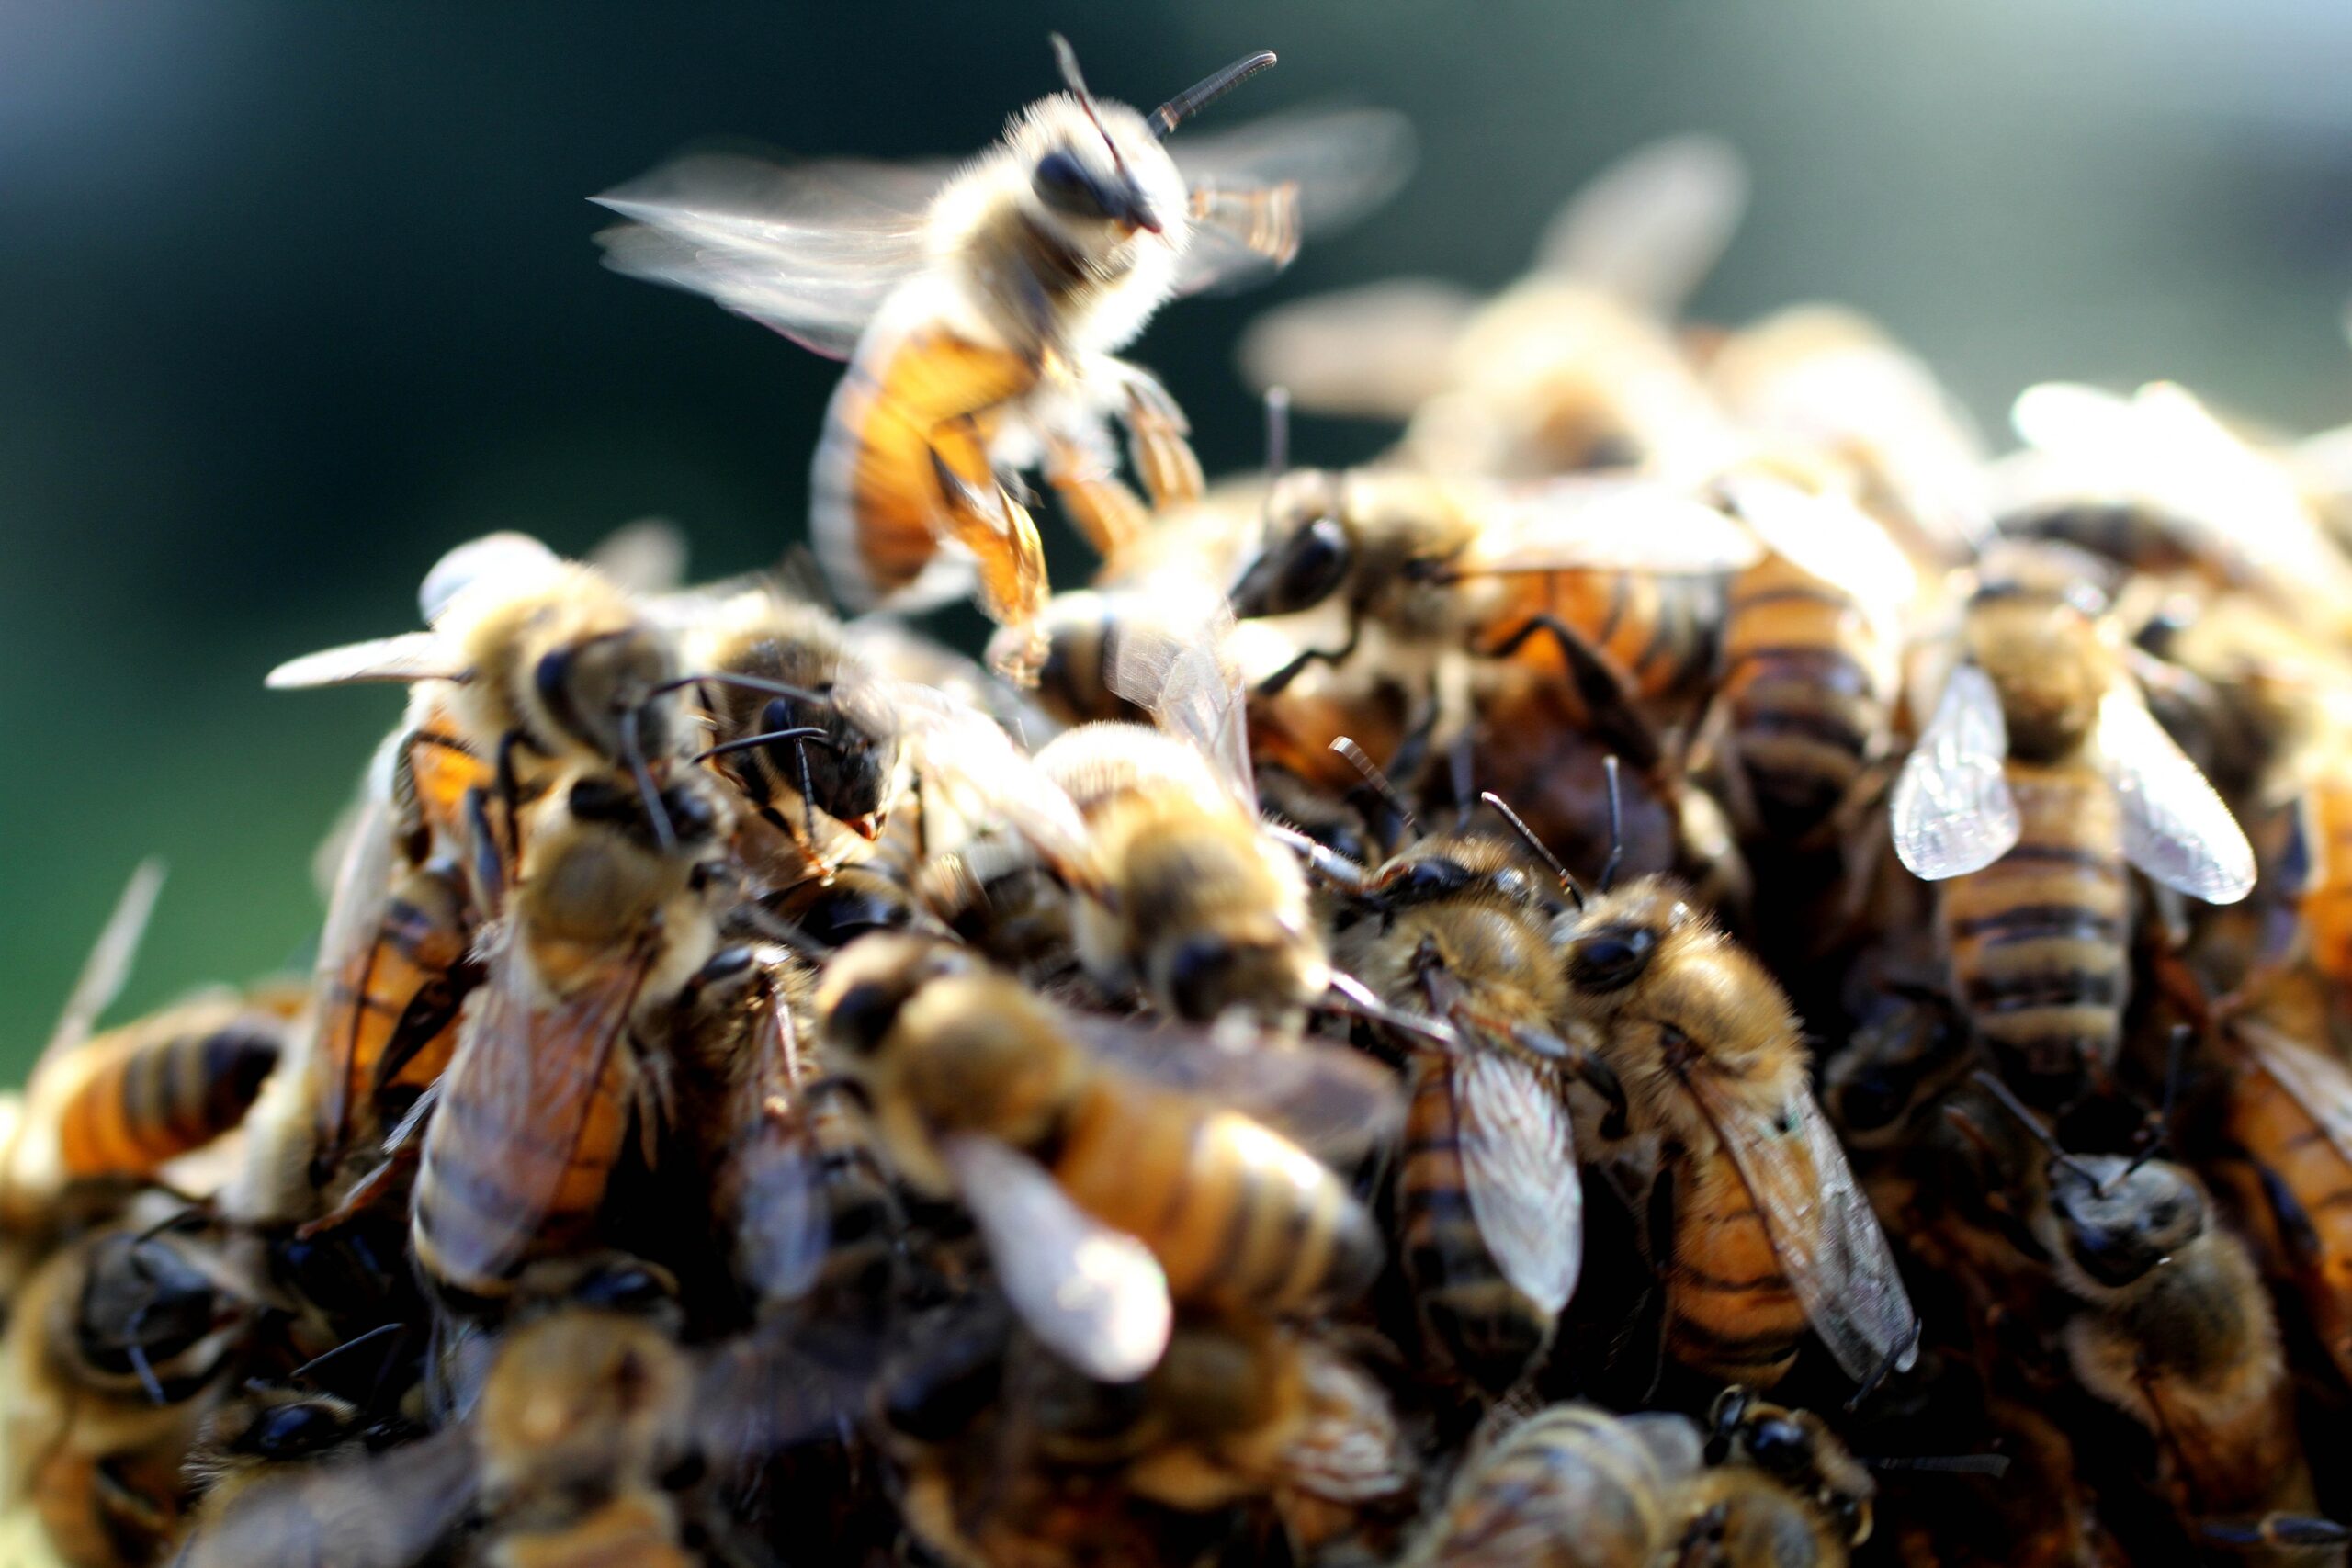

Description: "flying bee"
1892 546 2256 1101
1974 1078 2349 1561
1401 1401 1706 1568
411 762 729 1302
677 587 907 876
595 38 1408 671
2 1215 257 1568
813 933 1400 1381
1559 875 1918 1389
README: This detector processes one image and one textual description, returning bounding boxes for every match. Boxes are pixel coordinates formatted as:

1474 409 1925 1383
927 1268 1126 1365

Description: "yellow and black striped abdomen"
1396 1057 1553 1393
2227 1057 2352 1383
1503 569 1721 706
1411 1404 1688 1568
1665 1145 1805 1388
1055 1077 1380 1316
1939 762 2127 1094
53 993 292 1183
1721 557 1883 835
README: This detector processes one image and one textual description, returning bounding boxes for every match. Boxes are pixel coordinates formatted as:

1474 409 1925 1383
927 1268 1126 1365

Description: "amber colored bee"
598 38 1408 671
1893 547 2255 1103
814 933 1396 1381
1402 1401 1706 1567
410 764 728 1301
1559 877 1917 1388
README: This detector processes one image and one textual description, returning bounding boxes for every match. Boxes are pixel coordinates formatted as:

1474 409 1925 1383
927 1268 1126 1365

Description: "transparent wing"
1458 1049 1582 1314
1693 1076 1918 1382
1102 592 1257 812
1719 473 1917 616
1891 663 2018 880
1533 132 1748 316
2096 688 2256 904
1280 1346 1413 1503
1453 477 1762 577
311 791 400 1158
594 150 938 359
173 1423 477 1568
1234 280 1476 418
940 1134 1170 1382
266 632 464 690
40 858 165 1069
1064 1015 1404 1163
417 531 563 625
586 517 689 596
2236 1020 2352 1168
730 1004 831 1305
1173 107 1416 295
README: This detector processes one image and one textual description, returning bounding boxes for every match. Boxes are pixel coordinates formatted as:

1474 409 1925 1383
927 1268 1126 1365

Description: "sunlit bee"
596 37 1408 671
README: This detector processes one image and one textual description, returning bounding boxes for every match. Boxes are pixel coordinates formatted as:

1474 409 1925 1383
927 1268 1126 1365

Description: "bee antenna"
618 705 679 855
1866 1453 2013 1479
1968 1070 2099 1183
281 1322 407 1391
1330 736 1419 839
1321 971 1460 1051
1048 33 1129 175
2110 1022 2192 1193
1478 791 1585 910
1149 49 1278 137
695 728 840 765
1263 386 1292 485
1598 755 1626 896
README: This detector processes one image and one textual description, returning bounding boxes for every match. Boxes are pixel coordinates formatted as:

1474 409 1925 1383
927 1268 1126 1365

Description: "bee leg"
1486 614 1666 777
1041 430 1150 563
1256 614 1363 696
926 433 1050 656
1109 361 1204 509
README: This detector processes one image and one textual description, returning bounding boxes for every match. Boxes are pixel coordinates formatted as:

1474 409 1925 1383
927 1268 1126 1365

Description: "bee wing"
731 1008 831 1305
1453 477 1762 577
38 858 165 1072
310 790 401 1157
854 676 1095 880
1281 1348 1413 1503
594 151 938 359
172 1422 477 1568
1102 592 1257 813
1173 107 1416 296
1532 133 1748 317
420 927 649 1286
1234 280 1479 418
1693 1077 1919 1382
1890 663 2019 880
1063 1015 1404 1163
1719 474 1917 622
416 530 564 625
938 1133 1171 1382
265 632 465 690
2094 688 2256 904
586 516 689 596
1457 1048 1582 1314
2236 1020 2352 1168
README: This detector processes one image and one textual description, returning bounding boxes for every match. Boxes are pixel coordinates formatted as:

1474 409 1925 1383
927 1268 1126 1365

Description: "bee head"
534 623 676 766
1024 38 1176 242
1232 503 1352 618
2050 1156 2205 1290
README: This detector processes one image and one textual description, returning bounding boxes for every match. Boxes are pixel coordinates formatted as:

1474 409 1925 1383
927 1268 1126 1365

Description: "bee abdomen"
1397 1065 1553 1392
55 1012 284 1182
1666 1176 1804 1386
1413 1404 1688 1568
1723 570 1883 831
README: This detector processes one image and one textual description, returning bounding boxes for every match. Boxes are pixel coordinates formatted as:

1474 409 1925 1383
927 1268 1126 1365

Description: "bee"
1559 875 1919 1388
813 933 1398 1381
1401 1401 1705 1567
595 37 1408 669
0 864 288 1272
1701 1387 1876 1551
1892 546 2256 1101
1240 133 1749 478
1978 1079 2349 1561
411 762 729 1302
2 1216 256 1568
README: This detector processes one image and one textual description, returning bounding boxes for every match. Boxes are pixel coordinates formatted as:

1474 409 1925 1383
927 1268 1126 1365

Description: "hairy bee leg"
926 442 1049 675
1487 614 1666 776
1041 432 1151 562
1111 364 1204 510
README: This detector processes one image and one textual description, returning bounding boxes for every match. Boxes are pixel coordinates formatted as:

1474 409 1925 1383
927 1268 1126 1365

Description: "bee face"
530 624 677 765
74 1232 232 1378
227 1395 357 1461
1231 509 1354 620
1155 925 1319 1025
2050 1157 2205 1288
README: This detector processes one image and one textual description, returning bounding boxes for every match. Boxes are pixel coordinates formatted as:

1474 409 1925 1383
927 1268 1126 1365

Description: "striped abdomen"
1409 1404 1693 1568
1665 1145 1805 1388
1939 762 2127 1094
53 992 293 1183
1721 555 1886 835
1396 1058 1553 1393
2227 1055 2352 1384
1055 1077 1380 1316
809 325 1036 611
1498 568 1722 706
315 858 474 1168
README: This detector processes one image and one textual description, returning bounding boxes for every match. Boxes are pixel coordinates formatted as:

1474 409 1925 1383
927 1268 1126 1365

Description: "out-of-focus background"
5 0 2350 1074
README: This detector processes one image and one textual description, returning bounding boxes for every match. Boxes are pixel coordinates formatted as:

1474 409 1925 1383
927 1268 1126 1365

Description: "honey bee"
2 1216 256 1568
813 933 1398 1381
1401 1401 1705 1567
1977 1081 2348 1561
1559 877 1918 1388
1701 1387 1876 1551
411 763 729 1301
595 38 1408 668
1892 547 2256 1100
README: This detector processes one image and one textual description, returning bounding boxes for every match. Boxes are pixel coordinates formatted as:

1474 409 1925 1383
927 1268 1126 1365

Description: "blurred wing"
421 928 648 1285
1281 1349 1414 1503
174 1424 476 1568
859 677 1094 879
1453 477 1762 576
1065 1015 1403 1163
40 858 165 1068
1719 473 1917 616
730 1008 832 1305
1533 133 1747 316
1234 280 1478 417
594 151 938 358
1693 1076 1918 1382
2236 1020 2352 1168
310 792 400 1157
1458 1049 1582 1314
1173 107 1415 295
418 531 563 625
1103 594 1256 812
1891 663 2018 880
587 517 689 595
941 1134 1170 1382
266 632 463 690
2096 688 2256 904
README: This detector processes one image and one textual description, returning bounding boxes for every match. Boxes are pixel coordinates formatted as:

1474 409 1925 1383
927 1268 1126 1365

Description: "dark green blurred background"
6 1 2351 1077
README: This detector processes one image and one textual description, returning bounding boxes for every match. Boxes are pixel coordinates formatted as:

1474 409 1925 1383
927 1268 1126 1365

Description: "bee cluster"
14 35 2352 1568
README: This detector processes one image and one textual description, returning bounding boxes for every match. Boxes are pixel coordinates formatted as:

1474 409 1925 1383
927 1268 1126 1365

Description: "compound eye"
1233 516 1351 618
1033 151 1109 218
1385 858 1473 908
1167 938 1238 1022
828 980 902 1056
572 1262 673 1314
1565 925 1657 992
1746 1416 1811 1477
246 1401 347 1458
